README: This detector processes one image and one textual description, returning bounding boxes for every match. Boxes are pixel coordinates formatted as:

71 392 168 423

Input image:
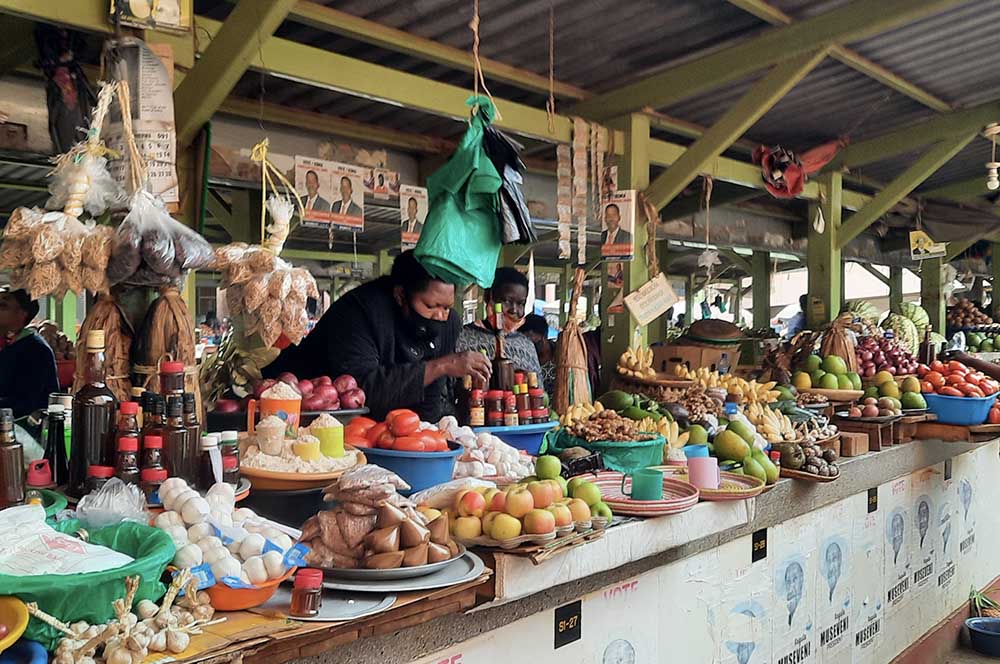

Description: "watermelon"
894 301 930 330
881 313 919 354
846 299 880 325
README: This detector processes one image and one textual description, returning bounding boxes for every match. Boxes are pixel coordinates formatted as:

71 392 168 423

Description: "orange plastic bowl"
203 567 297 611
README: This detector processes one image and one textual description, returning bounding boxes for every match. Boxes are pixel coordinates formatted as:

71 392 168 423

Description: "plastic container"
204 567 296 612
0 596 28 654
472 420 558 455
923 392 995 426
359 443 463 494
967 617 1000 656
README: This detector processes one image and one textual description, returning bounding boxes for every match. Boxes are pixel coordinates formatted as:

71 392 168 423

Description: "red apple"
504 487 534 519
527 481 556 510
488 490 508 512
455 490 486 518
523 509 556 535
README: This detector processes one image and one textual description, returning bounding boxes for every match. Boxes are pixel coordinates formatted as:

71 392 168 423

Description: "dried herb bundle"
132 287 200 412
73 295 134 402
554 268 592 413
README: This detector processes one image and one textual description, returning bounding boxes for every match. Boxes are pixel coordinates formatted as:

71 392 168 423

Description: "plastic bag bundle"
106 189 214 287
45 155 122 218
76 477 150 529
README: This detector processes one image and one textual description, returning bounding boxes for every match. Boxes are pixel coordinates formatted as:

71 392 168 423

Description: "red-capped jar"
86 465 115 494
141 467 168 505
290 569 323 617
114 437 140 485
159 361 186 396
485 390 504 427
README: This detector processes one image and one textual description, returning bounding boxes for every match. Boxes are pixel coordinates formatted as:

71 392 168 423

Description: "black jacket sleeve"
0 334 59 419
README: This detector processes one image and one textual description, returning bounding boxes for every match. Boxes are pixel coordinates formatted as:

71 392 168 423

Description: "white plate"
321 551 485 593
258 586 396 622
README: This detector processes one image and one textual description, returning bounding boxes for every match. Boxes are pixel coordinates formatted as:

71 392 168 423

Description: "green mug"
621 468 664 501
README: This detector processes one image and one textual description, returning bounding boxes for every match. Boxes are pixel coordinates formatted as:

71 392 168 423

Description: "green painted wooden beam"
993 243 1000 320
282 249 376 263
174 0 299 146
837 134 976 249
828 101 1000 171
751 250 771 330
889 266 904 312
720 249 753 275
944 226 1000 262
920 257 945 334
807 172 842 328
570 0 961 119
377 250 392 277
645 50 826 211
856 261 890 286
724 0 950 112
922 176 993 202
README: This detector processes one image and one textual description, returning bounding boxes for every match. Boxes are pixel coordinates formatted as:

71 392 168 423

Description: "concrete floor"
941 651 999 663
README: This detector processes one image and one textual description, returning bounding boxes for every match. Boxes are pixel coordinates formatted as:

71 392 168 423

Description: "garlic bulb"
166 630 190 654
232 507 256 524
165 525 189 548
262 550 286 579
136 600 158 620
210 556 241 580
154 511 183 531
238 533 265 560
173 543 203 569
203 546 231 566
181 496 211 525
242 555 268 585
195 536 223 553
208 509 233 528
187 522 215 543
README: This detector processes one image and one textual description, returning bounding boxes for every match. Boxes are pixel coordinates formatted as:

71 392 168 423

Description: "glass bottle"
85 465 114 494
219 431 240 486
490 303 514 392
182 393 201 461
290 569 323 617
130 387 145 429
141 435 164 471
0 409 24 508
457 375 473 425
514 383 531 424
198 433 221 490
117 402 140 445
468 389 485 427
141 395 164 448
44 404 68 486
163 396 193 484
114 437 140 486
68 330 118 498
503 393 519 427
918 324 936 365
159 361 185 396
141 467 168 506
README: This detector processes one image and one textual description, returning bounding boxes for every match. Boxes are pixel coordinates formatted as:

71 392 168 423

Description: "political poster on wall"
600 191 636 262
815 502 852 663
883 477 913 615
770 518 817 664
367 167 400 200
935 465 957 594
852 492 885 664
295 156 366 232
400 185 428 251
910 470 937 597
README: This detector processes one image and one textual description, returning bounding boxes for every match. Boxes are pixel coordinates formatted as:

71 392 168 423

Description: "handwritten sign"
624 273 678 326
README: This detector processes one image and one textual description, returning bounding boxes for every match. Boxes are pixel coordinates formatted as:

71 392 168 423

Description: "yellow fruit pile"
558 400 605 426
633 417 689 448
745 402 797 443
673 365 780 404
617 346 656 379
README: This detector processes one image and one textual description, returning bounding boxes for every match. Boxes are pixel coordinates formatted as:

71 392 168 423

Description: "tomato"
988 408 1000 424
376 430 397 449
947 360 969 374
920 380 935 393
387 410 421 437
347 416 377 435
959 382 984 396
964 372 983 387
421 430 450 451
946 373 968 386
925 371 946 388
938 386 963 397
366 421 389 443
345 434 372 448
930 360 946 373
916 364 929 377
392 435 426 452
981 381 1000 396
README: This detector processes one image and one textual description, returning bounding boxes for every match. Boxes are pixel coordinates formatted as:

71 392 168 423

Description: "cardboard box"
652 344 741 374
839 431 869 457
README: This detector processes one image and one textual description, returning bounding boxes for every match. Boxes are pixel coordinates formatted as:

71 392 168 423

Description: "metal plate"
834 411 902 423
321 551 484 593
324 544 466 580
258 586 396 622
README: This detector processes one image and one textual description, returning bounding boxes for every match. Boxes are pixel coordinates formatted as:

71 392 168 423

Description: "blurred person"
785 294 808 337
521 313 556 394
0 288 59 419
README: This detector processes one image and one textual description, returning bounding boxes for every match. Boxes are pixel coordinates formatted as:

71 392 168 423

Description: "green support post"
992 243 1000 320
561 263 573 326
377 250 392 277
920 257 945 334
752 251 771 330
600 114 650 388
889 266 904 312
686 273 697 324
807 172 843 328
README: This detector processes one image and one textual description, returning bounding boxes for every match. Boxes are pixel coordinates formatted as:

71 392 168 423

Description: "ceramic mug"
621 468 664 501
688 456 721 490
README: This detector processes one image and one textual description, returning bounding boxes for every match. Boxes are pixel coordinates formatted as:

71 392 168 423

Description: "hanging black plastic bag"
482 124 536 244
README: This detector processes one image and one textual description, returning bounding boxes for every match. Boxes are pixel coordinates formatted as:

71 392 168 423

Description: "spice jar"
117 401 140 443
86 465 114 493
528 388 545 423
503 393 519 427
198 434 222 490
142 435 164 471
514 384 531 424
141 467 168 505
114 437 140 485
485 390 504 427
290 569 323 617
219 431 240 486
159 361 186 396
468 389 485 427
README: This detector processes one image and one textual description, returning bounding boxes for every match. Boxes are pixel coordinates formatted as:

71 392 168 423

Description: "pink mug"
688 456 720 490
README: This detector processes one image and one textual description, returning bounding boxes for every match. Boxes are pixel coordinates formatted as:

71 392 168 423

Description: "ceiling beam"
724 0 951 112
944 228 1000 262
174 0 298 146
644 50 827 210
921 176 993 202
569 0 962 120
837 134 975 249
287 1 588 101
661 181 762 221
828 101 1000 170
720 249 753 274
853 261 891 286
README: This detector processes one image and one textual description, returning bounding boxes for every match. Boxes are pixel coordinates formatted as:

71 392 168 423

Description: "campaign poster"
852 495 885 664
815 503 852 662
935 466 958 594
366 167 400 199
771 519 816 664
295 156 366 232
883 477 913 615
400 185 428 251
718 544 771 664
911 470 937 597
600 190 636 262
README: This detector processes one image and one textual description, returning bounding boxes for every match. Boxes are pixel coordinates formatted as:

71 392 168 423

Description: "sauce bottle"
117 402 140 445
490 303 515 392
141 467 168 506
468 389 485 427
503 393 519 427
114 437 140 486
141 435 164 471
163 396 193 484
198 433 221 490
130 387 145 428
0 408 24 508
219 431 240 486
290 569 323 617
68 330 118 498
182 393 201 460
159 361 185 396
142 395 164 447
43 404 68 486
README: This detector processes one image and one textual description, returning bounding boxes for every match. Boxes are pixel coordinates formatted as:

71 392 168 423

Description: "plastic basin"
360 442 462 494
967 617 1000 656
205 567 296 611
0 596 29 654
923 392 995 426
473 421 558 455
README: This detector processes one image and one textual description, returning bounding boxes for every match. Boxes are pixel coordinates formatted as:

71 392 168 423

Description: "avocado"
774 443 805 470
597 390 634 411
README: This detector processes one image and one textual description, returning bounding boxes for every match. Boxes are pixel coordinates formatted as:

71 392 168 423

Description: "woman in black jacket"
265 251 490 422
0 288 59 419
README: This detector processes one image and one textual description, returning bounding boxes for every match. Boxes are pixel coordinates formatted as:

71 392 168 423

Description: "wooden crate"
836 419 894 451
839 431 869 457
817 435 841 457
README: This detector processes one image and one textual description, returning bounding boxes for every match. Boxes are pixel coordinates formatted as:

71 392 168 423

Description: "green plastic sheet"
415 96 502 288
0 519 175 650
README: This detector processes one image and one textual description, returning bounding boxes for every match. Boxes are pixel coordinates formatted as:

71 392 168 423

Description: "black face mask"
401 307 447 343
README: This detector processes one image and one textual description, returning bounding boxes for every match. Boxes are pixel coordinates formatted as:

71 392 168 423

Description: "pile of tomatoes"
344 409 452 452
916 360 999 398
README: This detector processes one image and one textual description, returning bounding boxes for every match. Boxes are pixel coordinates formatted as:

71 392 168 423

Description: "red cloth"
752 139 846 198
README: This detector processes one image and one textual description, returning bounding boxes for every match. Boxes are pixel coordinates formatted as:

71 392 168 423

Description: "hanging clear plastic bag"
76 477 150 530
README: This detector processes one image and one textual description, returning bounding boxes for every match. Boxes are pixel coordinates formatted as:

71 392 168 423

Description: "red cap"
223 456 239 470
160 361 185 374
88 465 114 479
119 402 139 415
26 459 52 487
294 568 323 590
470 389 483 399
514 372 525 384
528 388 544 397
141 468 168 482
486 390 504 400
143 436 163 449
117 437 138 452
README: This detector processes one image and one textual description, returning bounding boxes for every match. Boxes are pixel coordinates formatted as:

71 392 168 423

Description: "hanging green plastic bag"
0 519 174 650
415 96 502 288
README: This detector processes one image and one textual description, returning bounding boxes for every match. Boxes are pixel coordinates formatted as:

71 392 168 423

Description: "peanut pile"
566 411 658 443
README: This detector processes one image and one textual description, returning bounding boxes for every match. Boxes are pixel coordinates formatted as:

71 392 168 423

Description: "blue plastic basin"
360 442 462 494
923 392 995 426
473 421 559 455
967 617 1000 656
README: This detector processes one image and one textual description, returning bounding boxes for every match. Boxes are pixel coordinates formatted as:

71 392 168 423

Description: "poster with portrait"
366 167 400 200
601 190 636 262
718 551 771 664
883 477 913 615
295 156 366 232
399 185 428 251
109 0 191 32
815 503 851 663
934 467 958 594
771 519 817 664
852 497 885 664
910 470 937 597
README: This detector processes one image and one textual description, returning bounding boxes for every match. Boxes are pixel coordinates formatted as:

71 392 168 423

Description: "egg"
238 534 265 561
242 556 268 585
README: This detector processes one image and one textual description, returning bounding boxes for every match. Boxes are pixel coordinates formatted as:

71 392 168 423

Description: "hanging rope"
545 3 555 134
469 0 502 121
637 191 660 280
249 138 305 247
703 175 713 248
115 80 147 196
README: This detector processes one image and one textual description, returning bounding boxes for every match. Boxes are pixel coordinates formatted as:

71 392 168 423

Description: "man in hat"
0 288 59 419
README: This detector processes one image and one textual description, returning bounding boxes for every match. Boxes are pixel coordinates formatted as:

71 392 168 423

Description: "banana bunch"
745 402 797 443
634 417 690 448
558 400 605 426
617 346 656 379
673 365 780 404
